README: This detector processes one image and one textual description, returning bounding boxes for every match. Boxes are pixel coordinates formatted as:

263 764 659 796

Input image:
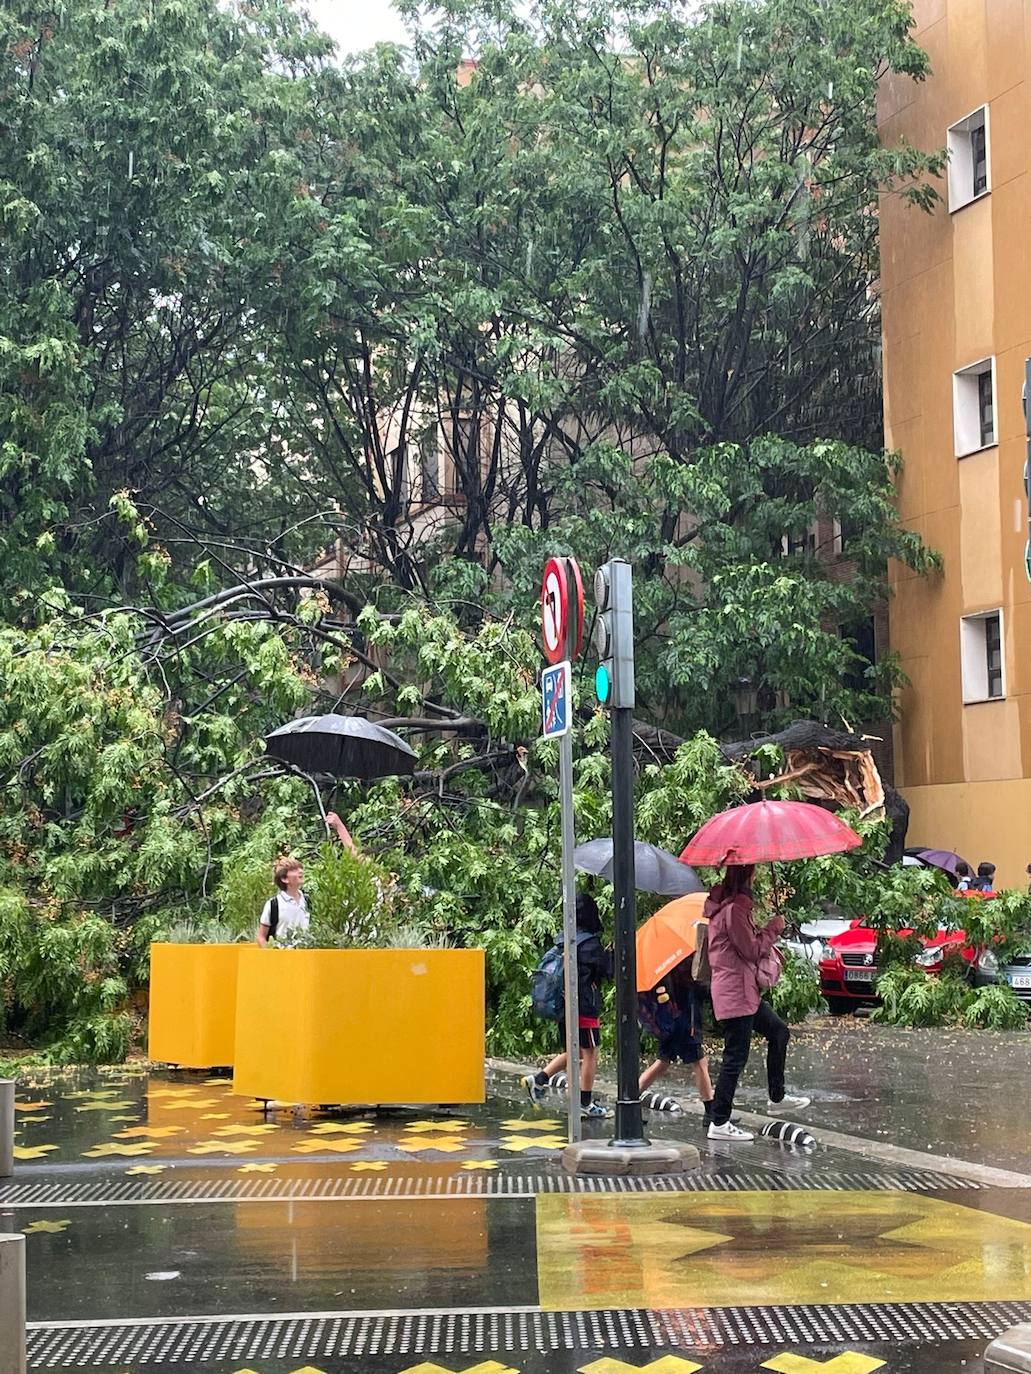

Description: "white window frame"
947 105 991 212
960 609 1006 703
953 356 997 457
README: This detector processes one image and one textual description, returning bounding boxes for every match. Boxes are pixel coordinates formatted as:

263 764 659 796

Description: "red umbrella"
679 800 863 866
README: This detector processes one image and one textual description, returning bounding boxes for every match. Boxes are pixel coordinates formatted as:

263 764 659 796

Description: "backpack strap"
267 895 279 939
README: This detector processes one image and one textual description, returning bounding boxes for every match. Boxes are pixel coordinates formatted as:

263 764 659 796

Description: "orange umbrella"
636 892 708 993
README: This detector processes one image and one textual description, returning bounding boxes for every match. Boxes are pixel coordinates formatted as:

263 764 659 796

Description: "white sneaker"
707 1120 754 1142
768 1094 811 1112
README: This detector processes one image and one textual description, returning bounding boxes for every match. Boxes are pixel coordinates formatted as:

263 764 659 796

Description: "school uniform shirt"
259 890 309 943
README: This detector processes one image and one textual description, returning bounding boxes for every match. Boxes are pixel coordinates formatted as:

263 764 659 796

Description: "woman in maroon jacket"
705 864 810 1141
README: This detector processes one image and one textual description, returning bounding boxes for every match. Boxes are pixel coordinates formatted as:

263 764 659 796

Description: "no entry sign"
541 557 584 665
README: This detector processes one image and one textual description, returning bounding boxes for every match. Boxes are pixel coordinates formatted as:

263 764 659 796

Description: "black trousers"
712 1001 789 1126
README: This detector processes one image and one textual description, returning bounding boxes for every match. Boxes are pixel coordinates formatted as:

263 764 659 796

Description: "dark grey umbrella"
573 839 703 896
265 714 417 781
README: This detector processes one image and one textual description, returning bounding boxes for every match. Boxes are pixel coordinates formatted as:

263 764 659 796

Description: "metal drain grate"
27 1300 1031 1367
0 1165 981 1209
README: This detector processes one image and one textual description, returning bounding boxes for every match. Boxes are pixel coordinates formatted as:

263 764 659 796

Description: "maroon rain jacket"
704 888 784 1021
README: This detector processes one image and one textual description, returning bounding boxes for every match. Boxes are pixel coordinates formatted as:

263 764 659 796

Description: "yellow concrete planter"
147 943 242 1069
232 947 485 1106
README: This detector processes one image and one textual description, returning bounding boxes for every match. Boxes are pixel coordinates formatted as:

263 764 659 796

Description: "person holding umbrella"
255 811 358 946
680 800 862 1141
704 864 809 1141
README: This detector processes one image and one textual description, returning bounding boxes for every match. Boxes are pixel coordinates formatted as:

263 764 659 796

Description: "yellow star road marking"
83 1142 157 1158
200 1113 231 1120
762 1357 886 1374
239 1163 278 1174
114 1126 187 1139
308 1122 373 1135
126 1165 168 1176
187 1140 258 1155
23 1220 71 1235
500 1119 562 1131
461 1160 499 1170
350 1161 389 1171
15 1102 53 1112
291 1139 360 1154
397 1136 469 1154
401 1120 470 1133
580 1359 704 1374
13 1145 58 1160
500 1135 565 1152
211 1124 280 1137
398 1363 519 1374
75 1101 133 1112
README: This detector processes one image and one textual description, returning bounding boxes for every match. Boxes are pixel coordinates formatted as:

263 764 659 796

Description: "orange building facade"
880 0 1031 887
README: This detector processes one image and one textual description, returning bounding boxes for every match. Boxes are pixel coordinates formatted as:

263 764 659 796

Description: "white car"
782 918 852 965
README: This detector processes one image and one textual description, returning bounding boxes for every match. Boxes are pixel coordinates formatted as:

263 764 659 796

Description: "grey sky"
305 0 408 53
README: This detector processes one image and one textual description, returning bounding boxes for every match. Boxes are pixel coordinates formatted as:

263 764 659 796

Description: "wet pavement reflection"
4 1064 1030 1373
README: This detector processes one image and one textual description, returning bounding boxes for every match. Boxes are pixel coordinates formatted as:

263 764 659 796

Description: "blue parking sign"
541 660 572 739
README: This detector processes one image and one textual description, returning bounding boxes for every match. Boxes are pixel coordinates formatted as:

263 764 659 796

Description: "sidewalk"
642 1016 1031 1175
2 1060 1030 1373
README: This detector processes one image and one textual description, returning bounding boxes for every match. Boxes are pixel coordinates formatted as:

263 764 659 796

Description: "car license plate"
1009 973 1031 989
844 967 877 982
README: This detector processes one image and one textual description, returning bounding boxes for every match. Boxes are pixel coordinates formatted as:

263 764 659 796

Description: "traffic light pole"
610 705 646 1147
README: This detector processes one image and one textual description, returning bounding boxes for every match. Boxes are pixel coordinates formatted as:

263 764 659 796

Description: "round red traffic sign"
541 556 584 664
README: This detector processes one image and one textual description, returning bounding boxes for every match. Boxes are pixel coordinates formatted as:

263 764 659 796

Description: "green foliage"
961 985 1029 1031
304 844 397 947
765 952 826 1025
872 968 968 1028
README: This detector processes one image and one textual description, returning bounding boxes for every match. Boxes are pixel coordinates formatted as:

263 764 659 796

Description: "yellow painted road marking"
500 1135 565 1152
351 1161 389 1171
580 1358 704 1373
83 1143 157 1158
239 1163 279 1174
397 1136 469 1154
187 1140 258 1156
114 1126 187 1139
308 1122 374 1135
74 1101 134 1112
211 1124 281 1137
500 1119 563 1132
537 1190 1031 1310
291 1139 361 1155
127 1166 168 1176
15 1102 52 1111
398 1363 519 1374
401 1121 471 1133
461 1160 499 1170
762 1356 886 1373
23 1220 70 1235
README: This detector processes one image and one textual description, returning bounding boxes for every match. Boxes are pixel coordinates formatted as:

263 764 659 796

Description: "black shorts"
558 1025 600 1050
657 1024 704 1065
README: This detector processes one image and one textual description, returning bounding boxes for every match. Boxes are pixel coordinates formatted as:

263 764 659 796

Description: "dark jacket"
571 932 613 1020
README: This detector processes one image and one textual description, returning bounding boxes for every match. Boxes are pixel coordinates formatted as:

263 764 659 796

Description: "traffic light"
593 558 635 708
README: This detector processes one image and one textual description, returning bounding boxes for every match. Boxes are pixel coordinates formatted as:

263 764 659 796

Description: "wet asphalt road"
3 1060 1030 1374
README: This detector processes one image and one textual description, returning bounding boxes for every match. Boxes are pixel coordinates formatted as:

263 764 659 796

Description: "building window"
780 520 819 557
953 358 997 456
417 425 439 503
960 610 1005 702
947 106 990 211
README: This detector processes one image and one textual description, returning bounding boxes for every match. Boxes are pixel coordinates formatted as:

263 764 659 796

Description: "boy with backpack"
521 893 613 1119
637 958 718 1126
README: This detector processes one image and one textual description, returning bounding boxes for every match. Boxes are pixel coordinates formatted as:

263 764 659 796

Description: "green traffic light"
595 664 611 704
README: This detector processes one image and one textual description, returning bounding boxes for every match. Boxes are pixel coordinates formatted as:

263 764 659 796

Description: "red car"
818 920 977 1014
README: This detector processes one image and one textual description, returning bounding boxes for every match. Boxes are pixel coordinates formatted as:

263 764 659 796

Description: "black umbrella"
265 714 417 781
573 839 703 896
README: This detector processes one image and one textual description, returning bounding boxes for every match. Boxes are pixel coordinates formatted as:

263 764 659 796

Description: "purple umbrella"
907 848 970 879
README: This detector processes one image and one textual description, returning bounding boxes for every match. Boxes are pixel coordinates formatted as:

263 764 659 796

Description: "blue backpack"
531 932 593 1020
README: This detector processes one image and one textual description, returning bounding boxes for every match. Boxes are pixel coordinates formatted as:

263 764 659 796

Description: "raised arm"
325 812 356 851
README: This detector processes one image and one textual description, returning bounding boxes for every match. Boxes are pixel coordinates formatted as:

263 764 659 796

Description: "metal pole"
559 728 581 1144
610 706 646 1146
0 1082 12 1179
0 1234 26 1374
